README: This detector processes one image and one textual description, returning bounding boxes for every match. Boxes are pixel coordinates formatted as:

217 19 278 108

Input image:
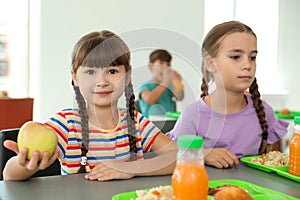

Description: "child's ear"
148 63 153 71
71 70 78 86
204 56 217 73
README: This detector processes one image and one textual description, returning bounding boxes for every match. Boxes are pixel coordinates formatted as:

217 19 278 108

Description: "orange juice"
172 135 208 200
289 132 300 176
289 116 300 176
172 162 208 200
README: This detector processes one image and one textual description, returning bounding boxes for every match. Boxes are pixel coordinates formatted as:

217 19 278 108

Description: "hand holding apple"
17 121 58 161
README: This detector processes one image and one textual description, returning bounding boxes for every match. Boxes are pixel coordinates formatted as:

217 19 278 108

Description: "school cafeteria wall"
32 0 300 122
32 0 204 121
277 0 300 111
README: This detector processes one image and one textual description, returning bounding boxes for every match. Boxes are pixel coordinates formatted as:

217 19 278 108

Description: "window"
0 0 29 97
204 0 284 94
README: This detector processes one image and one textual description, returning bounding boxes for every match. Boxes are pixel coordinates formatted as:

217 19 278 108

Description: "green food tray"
111 179 297 200
274 111 300 119
241 155 300 182
165 111 180 119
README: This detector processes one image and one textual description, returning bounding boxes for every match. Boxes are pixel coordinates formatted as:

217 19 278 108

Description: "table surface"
0 163 299 200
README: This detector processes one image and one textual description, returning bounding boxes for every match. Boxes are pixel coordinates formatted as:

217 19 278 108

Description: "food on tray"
209 185 253 200
133 184 254 200
133 185 172 200
280 108 291 115
250 151 289 166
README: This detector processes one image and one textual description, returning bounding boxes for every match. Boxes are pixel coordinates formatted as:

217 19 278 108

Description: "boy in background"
138 49 184 118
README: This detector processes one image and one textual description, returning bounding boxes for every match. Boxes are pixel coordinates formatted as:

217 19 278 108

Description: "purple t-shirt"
166 95 289 158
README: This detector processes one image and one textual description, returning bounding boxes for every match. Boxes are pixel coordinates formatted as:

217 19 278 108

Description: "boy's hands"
84 160 134 181
161 68 182 87
160 68 173 86
3 140 59 172
204 148 239 169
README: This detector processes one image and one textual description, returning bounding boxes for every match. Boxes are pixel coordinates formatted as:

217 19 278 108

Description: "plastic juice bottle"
172 135 209 200
288 116 300 176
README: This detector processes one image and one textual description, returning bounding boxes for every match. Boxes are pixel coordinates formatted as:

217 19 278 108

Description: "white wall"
32 0 204 121
31 0 300 121
278 0 300 111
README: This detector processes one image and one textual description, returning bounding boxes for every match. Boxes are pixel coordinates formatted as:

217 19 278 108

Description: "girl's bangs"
82 39 130 68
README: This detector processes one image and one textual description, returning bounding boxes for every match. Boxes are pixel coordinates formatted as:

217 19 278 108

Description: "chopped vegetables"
134 185 172 200
250 151 289 166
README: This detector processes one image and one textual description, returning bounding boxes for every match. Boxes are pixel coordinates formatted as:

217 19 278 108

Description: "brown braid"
73 85 89 151
200 77 209 98
249 78 269 154
125 81 137 161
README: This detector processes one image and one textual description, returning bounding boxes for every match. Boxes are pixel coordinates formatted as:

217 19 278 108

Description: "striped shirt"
45 108 160 175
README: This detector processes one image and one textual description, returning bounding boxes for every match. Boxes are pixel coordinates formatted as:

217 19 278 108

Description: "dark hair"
149 49 172 63
200 21 268 154
71 30 137 161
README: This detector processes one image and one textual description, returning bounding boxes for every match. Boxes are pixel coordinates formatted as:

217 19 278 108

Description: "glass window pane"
204 0 281 93
235 0 281 93
0 0 29 97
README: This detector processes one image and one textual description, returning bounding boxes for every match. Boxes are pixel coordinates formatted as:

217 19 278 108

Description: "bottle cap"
294 116 300 124
177 135 204 149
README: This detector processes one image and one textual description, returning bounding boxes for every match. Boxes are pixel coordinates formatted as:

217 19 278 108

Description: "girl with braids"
167 21 288 169
3 30 177 181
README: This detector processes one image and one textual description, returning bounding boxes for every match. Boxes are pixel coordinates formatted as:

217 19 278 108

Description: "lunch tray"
165 111 180 119
111 179 297 200
274 111 300 119
241 155 300 182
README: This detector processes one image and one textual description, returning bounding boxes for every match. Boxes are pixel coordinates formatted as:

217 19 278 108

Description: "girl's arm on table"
204 148 239 169
85 133 178 181
130 132 177 176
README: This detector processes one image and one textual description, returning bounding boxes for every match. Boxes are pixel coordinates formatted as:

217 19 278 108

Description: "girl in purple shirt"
167 21 288 169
